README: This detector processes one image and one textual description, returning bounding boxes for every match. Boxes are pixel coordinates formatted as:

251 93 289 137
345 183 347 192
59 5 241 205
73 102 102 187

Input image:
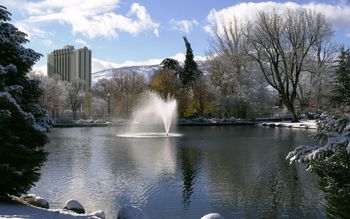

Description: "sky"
2 0 350 74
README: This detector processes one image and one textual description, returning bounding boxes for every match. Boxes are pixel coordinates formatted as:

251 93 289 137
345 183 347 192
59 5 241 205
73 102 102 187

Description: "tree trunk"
285 101 299 122
72 110 77 120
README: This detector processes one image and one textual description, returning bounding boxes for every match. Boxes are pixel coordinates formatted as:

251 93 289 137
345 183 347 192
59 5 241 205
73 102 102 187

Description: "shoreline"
52 119 316 130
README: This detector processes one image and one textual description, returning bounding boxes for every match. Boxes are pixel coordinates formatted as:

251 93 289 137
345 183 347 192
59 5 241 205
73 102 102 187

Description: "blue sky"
2 0 350 73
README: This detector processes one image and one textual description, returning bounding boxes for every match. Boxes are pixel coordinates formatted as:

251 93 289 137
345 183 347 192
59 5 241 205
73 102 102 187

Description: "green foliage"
330 47 350 114
0 6 50 199
181 36 202 87
160 58 183 75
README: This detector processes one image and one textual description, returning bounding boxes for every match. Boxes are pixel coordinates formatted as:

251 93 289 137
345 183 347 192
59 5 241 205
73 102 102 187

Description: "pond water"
30 126 327 219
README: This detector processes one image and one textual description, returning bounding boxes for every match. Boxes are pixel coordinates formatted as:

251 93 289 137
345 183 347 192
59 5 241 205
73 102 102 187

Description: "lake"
30 126 326 218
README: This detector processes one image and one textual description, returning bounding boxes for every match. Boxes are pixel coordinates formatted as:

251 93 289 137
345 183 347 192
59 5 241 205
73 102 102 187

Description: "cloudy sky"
2 0 350 74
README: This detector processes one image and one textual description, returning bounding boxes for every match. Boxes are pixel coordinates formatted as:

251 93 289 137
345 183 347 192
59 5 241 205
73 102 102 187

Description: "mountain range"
92 61 207 84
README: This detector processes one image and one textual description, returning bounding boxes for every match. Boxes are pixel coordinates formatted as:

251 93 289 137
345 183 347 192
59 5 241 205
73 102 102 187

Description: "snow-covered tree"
0 6 50 199
31 74 68 120
287 114 350 213
91 96 107 119
67 79 85 120
330 47 350 115
245 10 333 122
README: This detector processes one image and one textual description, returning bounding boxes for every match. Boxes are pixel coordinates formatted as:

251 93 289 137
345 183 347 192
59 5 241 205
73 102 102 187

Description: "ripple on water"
117 132 183 138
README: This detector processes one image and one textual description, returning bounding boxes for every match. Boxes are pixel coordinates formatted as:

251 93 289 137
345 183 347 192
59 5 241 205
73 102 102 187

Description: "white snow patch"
0 203 100 219
261 120 317 129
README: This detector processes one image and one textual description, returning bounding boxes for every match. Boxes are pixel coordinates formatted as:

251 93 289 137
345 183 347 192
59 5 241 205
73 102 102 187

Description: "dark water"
30 126 327 218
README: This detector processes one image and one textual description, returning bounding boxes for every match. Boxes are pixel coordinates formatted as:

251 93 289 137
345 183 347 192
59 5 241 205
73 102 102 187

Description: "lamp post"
107 92 111 119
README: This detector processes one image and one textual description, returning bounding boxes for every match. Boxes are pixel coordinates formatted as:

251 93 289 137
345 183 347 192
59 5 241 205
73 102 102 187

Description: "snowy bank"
0 202 103 219
260 120 317 129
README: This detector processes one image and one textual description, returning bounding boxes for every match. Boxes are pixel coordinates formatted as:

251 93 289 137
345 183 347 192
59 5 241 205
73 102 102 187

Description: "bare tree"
298 35 336 113
112 71 146 118
243 9 333 122
67 79 85 120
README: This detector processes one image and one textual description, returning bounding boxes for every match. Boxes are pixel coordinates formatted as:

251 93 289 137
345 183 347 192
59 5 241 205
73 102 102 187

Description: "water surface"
31 126 326 218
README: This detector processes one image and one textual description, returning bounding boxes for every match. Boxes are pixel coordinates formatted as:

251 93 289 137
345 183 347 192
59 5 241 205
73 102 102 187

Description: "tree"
67 79 85 120
149 68 182 99
181 36 202 87
30 74 68 120
330 47 350 114
191 75 216 117
0 6 50 199
296 37 335 114
112 71 146 118
149 68 190 116
242 9 332 122
160 58 183 75
287 114 350 217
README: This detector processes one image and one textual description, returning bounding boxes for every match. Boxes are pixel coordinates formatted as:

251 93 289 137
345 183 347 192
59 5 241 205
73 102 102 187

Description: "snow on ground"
260 120 317 129
0 203 100 219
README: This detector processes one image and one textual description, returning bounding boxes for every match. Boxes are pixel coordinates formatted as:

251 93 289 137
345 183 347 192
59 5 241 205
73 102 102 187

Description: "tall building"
47 45 92 91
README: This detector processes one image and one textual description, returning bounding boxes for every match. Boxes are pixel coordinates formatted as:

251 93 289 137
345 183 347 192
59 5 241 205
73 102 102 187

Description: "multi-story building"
47 45 91 91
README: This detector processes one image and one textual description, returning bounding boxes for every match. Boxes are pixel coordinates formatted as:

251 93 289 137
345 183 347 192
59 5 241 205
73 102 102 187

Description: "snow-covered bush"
286 113 350 197
0 6 50 199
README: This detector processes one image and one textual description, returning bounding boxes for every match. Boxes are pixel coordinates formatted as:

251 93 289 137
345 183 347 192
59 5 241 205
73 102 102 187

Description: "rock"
18 194 49 209
63 199 85 214
91 210 106 219
200 213 224 219
117 206 148 219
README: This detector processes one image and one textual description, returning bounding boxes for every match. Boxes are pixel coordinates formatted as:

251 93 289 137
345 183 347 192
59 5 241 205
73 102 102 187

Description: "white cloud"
14 22 49 39
74 39 89 47
92 53 208 72
204 2 350 35
32 64 47 76
169 19 199 34
14 0 159 39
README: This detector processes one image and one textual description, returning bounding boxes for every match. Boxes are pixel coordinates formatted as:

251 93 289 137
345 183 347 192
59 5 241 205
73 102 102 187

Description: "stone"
117 206 148 219
91 210 106 219
18 194 49 209
200 213 224 219
63 199 85 214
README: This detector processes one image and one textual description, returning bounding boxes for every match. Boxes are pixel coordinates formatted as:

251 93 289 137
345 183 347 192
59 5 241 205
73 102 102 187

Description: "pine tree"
181 36 202 87
0 6 50 199
331 47 350 114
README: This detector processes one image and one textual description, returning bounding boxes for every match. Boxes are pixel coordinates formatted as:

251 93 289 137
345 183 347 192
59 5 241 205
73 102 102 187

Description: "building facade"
47 45 92 91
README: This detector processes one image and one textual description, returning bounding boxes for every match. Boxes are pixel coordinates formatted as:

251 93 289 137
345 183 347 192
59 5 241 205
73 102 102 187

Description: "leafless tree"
243 9 333 121
67 79 85 120
297 35 337 113
112 71 146 118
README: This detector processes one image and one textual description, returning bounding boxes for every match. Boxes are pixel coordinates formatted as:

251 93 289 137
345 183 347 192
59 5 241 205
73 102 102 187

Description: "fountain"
117 91 182 138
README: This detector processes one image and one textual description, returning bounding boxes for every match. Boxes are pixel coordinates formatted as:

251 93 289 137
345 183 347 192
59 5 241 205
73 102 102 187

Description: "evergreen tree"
0 6 50 199
181 36 202 87
160 58 183 75
331 47 350 114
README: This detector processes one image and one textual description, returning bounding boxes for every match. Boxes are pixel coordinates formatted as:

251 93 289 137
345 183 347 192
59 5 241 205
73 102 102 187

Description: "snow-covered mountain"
92 64 161 83
92 61 208 84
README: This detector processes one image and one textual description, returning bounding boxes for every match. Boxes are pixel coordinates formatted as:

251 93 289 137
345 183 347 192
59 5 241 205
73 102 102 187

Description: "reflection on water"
31 126 327 218
179 145 202 208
